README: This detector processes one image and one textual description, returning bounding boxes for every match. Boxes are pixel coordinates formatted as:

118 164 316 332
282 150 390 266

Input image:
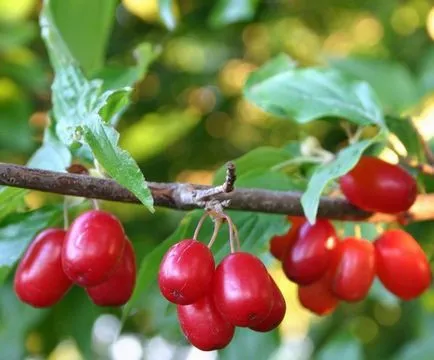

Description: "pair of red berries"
14 210 136 308
271 217 431 315
158 239 286 351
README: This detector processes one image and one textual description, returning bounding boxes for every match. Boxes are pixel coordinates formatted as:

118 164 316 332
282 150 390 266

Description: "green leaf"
316 340 363 360
49 0 117 74
40 0 156 211
27 118 72 171
209 0 260 28
385 116 425 163
244 54 386 127
0 188 26 220
82 118 154 211
158 0 177 30
418 48 434 96
329 57 420 113
301 134 385 223
0 23 37 51
0 207 62 285
219 329 280 360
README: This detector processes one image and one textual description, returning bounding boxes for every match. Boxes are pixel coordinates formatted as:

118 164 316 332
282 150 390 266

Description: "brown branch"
0 162 433 223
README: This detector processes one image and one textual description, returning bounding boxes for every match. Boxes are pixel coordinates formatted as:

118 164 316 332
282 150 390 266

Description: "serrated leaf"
301 134 385 223
82 118 154 211
244 54 386 127
329 57 420 113
386 116 425 163
219 328 280 360
209 0 260 28
40 0 156 211
49 0 117 74
0 207 62 285
158 0 177 30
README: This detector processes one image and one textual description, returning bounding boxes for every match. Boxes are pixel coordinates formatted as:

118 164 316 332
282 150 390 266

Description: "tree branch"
0 163 433 223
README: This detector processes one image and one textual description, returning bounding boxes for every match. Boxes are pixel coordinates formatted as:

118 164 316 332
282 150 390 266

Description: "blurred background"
1 0 434 359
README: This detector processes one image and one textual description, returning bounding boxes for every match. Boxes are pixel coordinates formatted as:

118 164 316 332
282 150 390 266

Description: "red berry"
62 210 126 286
282 220 337 285
250 276 286 332
14 229 72 308
298 274 338 316
177 295 235 351
270 216 305 261
375 229 431 300
330 237 375 302
213 252 273 327
158 239 215 305
339 156 417 213
86 239 136 306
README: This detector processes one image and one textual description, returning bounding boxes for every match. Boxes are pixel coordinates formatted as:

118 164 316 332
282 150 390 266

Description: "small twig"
194 162 236 202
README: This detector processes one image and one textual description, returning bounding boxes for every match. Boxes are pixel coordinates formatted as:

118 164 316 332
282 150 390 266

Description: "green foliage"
244 54 386 127
158 0 177 30
209 0 259 27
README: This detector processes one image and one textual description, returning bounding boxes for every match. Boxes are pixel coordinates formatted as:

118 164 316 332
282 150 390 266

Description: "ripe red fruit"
298 274 338 316
62 210 126 287
213 252 273 327
330 237 375 302
282 220 337 285
14 229 72 308
86 239 136 306
270 216 305 261
158 239 215 305
250 277 286 332
375 229 431 300
177 295 235 351
339 156 417 213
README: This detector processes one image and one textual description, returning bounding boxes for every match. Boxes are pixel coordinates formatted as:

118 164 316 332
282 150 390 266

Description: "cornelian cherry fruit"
14 228 72 308
298 274 339 316
86 239 136 306
250 276 286 332
283 219 337 285
177 294 235 351
375 229 431 300
270 216 305 261
339 156 417 213
159 239 215 305
330 237 375 302
62 210 126 286
213 252 273 327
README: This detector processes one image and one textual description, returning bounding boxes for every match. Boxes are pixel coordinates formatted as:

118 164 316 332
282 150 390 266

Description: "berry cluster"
14 210 136 308
158 239 286 351
270 156 431 315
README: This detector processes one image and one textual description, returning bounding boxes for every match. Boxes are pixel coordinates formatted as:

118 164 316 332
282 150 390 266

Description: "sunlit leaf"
244 54 386 127
158 0 177 30
209 0 260 27
301 133 386 223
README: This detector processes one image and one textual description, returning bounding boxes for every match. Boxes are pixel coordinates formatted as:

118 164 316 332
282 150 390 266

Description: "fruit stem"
92 199 100 211
224 214 240 252
193 213 208 241
208 218 222 249
63 197 69 230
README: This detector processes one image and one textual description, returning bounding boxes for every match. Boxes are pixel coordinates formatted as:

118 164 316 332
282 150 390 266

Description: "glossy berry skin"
375 230 431 300
270 216 305 261
298 274 339 316
250 277 286 332
86 239 136 306
177 294 235 351
62 210 126 287
339 156 417 213
159 239 215 305
283 220 337 285
14 229 72 308
213 252 273 327
331 237 375 302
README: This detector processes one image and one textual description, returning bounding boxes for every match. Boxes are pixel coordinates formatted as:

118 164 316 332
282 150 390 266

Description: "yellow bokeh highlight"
427 7 434 40
269 265 312 339
0 0 36 22
176 169 214 184
48 340 83 360
122 0 159 22
352 16 384 46
374 303 402 326
350 316 379 343
219 59 256 96
0 78 21 102
391 5 421 35
26 332 43 354
414 97 434 140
